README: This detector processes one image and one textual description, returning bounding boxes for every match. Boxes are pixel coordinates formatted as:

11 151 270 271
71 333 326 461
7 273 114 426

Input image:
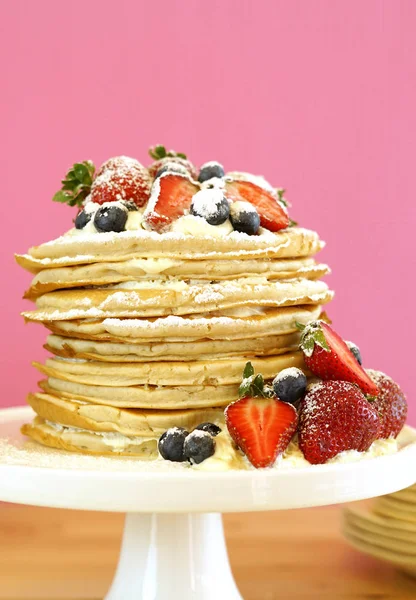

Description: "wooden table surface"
0 503 415 600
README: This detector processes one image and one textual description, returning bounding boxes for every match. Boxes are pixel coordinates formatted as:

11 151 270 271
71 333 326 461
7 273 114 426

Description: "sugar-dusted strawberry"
367 370 407 439
143 172 199 232
148 144 197 180
91 160 151 208
97 155 145 177
297 321 379 396
298 381 380 464
225 362 298 468
225 174 289 232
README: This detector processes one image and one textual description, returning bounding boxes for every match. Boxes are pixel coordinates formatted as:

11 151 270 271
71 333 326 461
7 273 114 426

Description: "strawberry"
225 176 289 232
148 144 197 180
91 159 151 208
298 381 380 464
225 362 298 468
297 321 379 396
143 173 199 233
97 156 145 177
367 370 407 439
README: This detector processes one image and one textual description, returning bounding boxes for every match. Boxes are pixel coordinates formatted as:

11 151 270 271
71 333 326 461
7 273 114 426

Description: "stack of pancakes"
16 226 333 459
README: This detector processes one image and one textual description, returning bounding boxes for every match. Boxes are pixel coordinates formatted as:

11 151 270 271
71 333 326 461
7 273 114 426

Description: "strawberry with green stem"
297 320 379 396
225 362 298 468
148 145 197 179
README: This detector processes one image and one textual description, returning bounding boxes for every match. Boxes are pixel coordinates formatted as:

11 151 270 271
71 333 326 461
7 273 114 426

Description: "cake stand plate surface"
1 406 415 600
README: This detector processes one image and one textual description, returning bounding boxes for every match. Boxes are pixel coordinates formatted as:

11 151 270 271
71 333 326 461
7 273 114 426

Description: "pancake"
27 392 224 437
24 256 330 299
16 226 325 271
22 417 159 458
35 352 307 387
44 330 301 362
40 378 249 409
23 278 333 322
44 305 324 343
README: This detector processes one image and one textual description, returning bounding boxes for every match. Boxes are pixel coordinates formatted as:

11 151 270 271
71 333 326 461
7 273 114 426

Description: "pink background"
1 1 415 421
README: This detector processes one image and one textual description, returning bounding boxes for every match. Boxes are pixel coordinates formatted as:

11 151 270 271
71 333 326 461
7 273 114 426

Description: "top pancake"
16 226 324 272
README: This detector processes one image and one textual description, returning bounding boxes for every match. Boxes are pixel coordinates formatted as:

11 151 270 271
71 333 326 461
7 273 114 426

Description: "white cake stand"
1 407 415 600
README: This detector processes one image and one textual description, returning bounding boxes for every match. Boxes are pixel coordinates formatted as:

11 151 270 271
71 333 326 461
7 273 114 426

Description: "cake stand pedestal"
1 407 416 600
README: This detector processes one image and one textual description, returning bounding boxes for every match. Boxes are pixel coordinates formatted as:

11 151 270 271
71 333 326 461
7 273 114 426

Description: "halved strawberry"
298 381 380 464
225 178 289 232
298 321 379 396
225 396 298 468
367 370 407 439
143 173 199 233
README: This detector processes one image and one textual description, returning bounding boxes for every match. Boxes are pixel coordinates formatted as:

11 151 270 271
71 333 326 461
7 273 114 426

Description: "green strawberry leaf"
149 145 167 160
52 160 96 208
149 145 188 161
289 218 298 227
299 322 330 357
277 188 287 207
295 321 306 331
238 362 269 398
243 361 254 379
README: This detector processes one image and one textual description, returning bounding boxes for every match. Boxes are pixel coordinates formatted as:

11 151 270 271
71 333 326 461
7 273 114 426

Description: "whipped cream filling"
66 199 280 241
45 420 153 450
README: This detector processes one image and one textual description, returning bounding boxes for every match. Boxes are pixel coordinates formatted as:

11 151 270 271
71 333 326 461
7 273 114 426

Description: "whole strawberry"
298 381 380 464
367 370 407 439
148 145 197 180
297 321 379 396
91 157 151 208
225 362 298 468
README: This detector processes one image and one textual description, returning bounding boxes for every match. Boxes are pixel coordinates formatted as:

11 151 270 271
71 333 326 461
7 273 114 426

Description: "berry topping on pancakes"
367 370 408 439
198 161 225 183
225 362 298 468
91 158 151 208
298 381 380 464
272 367 307 406
183 430 216 464
225 177 289 232
148 144 197 180
93 203 128 233
143 173 199 233
229 200 260 235
158 427 189 462
297 320 379 396
190 188 230 225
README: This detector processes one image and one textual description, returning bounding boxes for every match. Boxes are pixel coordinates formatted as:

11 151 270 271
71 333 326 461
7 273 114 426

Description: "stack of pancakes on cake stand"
16 226 333 459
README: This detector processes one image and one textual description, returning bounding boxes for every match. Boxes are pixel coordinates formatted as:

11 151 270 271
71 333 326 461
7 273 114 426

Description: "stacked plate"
342 484 416 577
16 226 333 459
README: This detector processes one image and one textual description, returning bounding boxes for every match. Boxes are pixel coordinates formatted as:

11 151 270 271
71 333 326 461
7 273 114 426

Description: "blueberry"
158 427 189 462
183 430 215 464
229 201 260 235
122 200 139 211
190 189 230 225
198 161 225 183
346 341 362 365
93 205 128 233
273 367 307 405
74 209 92 230
195 422 222 437
155 163 189 179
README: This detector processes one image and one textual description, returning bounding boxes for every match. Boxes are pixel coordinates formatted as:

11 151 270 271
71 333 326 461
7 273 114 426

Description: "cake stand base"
106 513 241 600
